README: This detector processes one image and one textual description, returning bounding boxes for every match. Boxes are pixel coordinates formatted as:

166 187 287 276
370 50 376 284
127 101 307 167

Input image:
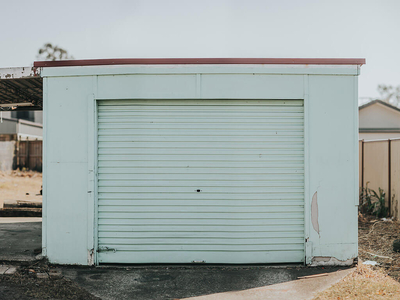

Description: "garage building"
33 58 364 265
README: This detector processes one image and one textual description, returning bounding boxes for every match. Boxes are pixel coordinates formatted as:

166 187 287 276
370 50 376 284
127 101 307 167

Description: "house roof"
359 100 400 133
359 99 400 113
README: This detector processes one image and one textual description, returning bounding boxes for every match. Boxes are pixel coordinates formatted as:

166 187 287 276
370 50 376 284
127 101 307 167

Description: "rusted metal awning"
0 67 42 110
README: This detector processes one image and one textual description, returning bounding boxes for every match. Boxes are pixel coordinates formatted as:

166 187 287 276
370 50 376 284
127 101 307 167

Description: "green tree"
377 84 400 106
37 43 74 61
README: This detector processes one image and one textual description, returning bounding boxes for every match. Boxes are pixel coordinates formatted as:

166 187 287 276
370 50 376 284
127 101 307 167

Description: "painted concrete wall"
42 65 359 265
307 75 358 265
1 111 11 119
34 111 43 124
0 141 15 171
18 121 43 140
0 118 17 134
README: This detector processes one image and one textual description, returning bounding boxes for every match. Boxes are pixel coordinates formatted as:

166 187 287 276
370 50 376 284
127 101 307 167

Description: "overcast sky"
1 0 399 101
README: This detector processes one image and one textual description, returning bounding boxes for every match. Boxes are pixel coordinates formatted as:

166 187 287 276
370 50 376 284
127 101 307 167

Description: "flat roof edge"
34 58 366 68
0 66 41 79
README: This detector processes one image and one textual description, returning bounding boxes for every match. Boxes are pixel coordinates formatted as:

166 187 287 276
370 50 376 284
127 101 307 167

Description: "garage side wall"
307 75 358 265
43 69 358 265
44 76 92 264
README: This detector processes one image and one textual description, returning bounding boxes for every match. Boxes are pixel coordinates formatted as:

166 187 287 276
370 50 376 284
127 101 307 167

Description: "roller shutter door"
97 100 304 264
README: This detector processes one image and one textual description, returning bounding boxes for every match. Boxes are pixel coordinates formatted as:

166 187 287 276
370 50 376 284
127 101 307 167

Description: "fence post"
389 139 392 216
361 139 364 192
26 140 30 170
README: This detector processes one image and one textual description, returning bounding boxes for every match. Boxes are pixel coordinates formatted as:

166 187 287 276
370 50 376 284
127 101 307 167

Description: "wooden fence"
359 139 400 219
16 140 42 172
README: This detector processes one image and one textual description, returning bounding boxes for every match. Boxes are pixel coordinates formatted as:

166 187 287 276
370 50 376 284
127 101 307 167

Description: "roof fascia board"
41 64 360 77
34 58 366 67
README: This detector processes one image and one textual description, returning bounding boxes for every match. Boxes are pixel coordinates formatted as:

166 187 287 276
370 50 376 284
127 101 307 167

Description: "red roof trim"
34 58 366 68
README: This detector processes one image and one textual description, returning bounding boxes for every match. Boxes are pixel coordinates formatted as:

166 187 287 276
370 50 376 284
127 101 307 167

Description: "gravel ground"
0 261 99 300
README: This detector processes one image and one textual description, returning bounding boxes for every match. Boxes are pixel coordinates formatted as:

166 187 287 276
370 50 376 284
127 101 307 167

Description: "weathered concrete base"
311 256 355 267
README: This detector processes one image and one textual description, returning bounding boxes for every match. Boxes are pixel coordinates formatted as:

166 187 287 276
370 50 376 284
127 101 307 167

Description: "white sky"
1 0 399 101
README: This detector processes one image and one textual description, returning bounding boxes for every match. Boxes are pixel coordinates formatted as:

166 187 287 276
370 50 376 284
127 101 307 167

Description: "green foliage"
37 43 74 61
359 183 388 218
377 84 400 106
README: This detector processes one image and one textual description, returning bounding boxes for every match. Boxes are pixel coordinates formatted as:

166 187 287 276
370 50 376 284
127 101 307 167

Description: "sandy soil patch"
314 214 400 299
0 171 42 209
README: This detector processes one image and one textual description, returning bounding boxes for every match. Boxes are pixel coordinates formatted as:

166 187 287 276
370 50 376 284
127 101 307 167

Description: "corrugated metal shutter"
97 100 304 264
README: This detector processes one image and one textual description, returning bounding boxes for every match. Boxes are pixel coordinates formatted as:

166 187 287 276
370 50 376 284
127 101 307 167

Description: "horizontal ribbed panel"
97 100 304 263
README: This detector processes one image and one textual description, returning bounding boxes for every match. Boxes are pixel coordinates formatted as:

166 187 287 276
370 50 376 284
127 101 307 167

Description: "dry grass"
358 215 400 281
314 215 400 299
0 170 42 208
313 263 400 299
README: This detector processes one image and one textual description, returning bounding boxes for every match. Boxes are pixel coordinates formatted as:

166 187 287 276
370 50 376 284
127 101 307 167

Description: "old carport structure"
1 58 365 266
0 67 43 110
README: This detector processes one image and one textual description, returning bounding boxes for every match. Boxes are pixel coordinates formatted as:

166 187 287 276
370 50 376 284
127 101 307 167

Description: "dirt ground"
313 263 400 300
0 170 42 209
358 213 400 281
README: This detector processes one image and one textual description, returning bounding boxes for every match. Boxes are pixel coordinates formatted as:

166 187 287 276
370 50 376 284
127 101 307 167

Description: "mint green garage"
38 58 364 265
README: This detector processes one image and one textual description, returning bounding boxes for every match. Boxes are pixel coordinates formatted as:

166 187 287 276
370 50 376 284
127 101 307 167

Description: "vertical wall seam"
93 75 99 265
354 76 359 206
303 74 311 264
42 77 48 256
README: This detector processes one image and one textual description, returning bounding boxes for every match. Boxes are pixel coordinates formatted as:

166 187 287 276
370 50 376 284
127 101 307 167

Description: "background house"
1 110 43 124
359 100 400 140
0 111 43 171
0 114 43 141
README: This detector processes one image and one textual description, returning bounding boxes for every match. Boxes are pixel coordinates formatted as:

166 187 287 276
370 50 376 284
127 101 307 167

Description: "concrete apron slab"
62 265 352 300
0 221 41 262
182 268 354 300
